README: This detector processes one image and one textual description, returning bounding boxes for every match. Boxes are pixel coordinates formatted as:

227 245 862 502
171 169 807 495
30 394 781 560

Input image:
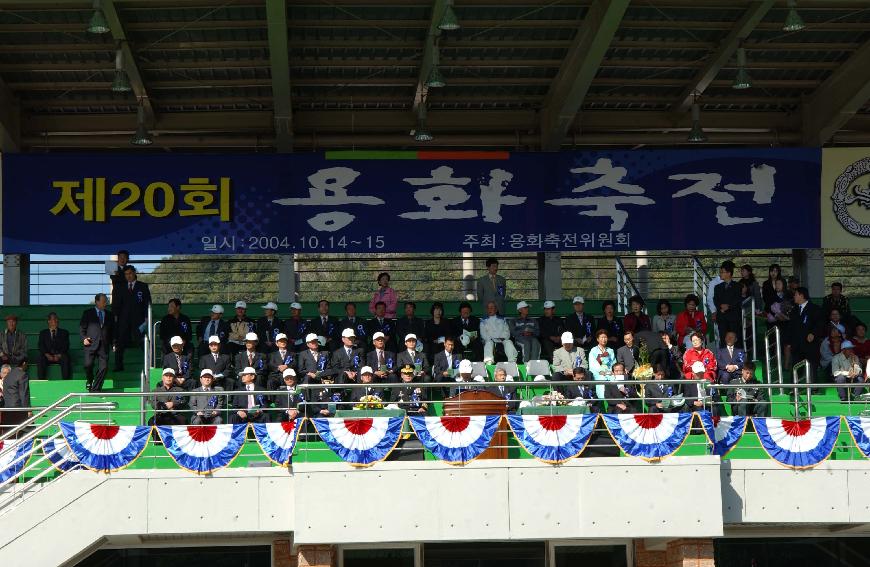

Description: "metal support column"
3 253 29 306
278 254 296 303
537 252 562 301
792 249 825 299
462 252 475 300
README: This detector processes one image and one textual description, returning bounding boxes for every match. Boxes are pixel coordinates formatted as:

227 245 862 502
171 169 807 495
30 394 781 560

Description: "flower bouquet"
353 395 384 410
536 390 567 407
632 338 654 380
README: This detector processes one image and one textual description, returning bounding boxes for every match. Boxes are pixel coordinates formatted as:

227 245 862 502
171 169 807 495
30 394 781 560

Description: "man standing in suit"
1 364 31 431
395 302 425 349
713 261 743 348
283 302 308 352
396 334 430 381
788 287 823 371
198 335 232 389
476 257 507 315
366 332 397 384
113 265 151 371
0 314 28 369
197 305 229 357
109 249 130 298
80 293 114 392
365 302 396 353
233 332 267 388
161 336 194 388
716 330 746 384
189 369 224 425
37 312 71 379
563 296 594 351
267 334 295 390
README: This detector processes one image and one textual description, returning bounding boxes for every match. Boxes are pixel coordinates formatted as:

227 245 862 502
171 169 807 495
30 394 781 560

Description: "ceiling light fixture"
783 0 805 32
732 47 752 90
438 1 460 31
87 0 110 34
111 47 132 92
687 95 707 143
130 99 153 146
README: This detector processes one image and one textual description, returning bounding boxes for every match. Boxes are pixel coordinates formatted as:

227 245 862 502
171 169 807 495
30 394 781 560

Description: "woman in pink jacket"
369 272 398 319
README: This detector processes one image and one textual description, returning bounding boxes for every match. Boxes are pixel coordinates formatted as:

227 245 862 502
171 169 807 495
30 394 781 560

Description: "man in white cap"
366 331 397 384
256 301 283 354
350 366 385 403
189 369 224 425
148 368 186 426
198 334 232 388
308 299 339 352
267 333 295 390
538 300 565 361
283 302 307 351
231 366 267 423
271 368 304 422
480 301 517 365
226 300 254 358
449 359 484 396
196 304 229 358
233 331 266 388
329 327 364 383
296 332 329 380
396 333 430 381
510 301 541 362
684 360 710 413
161 335 194 388
564 296 594 350
832 340 865 402
552 331 587 378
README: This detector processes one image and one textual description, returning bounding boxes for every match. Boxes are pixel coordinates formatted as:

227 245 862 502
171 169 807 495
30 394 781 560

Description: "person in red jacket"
682 331 717 381
623 295 651 333
675 294 708 349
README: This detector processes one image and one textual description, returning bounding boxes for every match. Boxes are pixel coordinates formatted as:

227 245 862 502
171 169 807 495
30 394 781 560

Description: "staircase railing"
764 326 785 396
741 297 758 362
615 257 643 314
691 256 719 346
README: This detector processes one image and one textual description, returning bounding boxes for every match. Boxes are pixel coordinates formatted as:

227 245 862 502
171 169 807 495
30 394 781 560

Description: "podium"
442 390 508 460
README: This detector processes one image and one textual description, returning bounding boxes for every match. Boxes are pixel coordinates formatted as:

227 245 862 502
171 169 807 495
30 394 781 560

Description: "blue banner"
1 149 821 253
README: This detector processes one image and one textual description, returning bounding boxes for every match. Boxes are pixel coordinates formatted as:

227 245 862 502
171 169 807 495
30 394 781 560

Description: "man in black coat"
196 305 230 357
539 300 566 362
329 328 364 383
198 335 232 389
788 286 823 370
296 334 330 381
161 336 195 389
80 293 114 392
233 332 267 388
450 302 483 362
396 334 430 382
365 332 398 384
308 300 340 352
365 302 396 353
1 364 31 431
112 265 151 371
37 312 71 379
231 367 267 424
603 362 640 414
256 302 283 353
713 261 744 348
267 334 296 390
338 302 368 351
394 302 425 350
271 368 305 421
159 298 193 356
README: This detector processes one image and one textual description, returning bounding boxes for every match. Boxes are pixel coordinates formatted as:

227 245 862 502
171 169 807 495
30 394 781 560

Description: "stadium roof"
0 0 868 151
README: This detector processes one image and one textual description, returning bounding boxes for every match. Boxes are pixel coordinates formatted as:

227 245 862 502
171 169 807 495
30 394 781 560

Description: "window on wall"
423 542 545 567
75 545 271 567
553 544 629 567
342 547 417 567
715 537 870 567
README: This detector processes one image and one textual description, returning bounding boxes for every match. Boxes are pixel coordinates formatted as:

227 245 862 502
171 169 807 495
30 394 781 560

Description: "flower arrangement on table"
632 339 654 380
537 390 567 406
353 395 384 410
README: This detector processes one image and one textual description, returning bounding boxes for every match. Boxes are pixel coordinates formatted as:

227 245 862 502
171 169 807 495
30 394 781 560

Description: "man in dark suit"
713 261 744 348
198 335 232 389
396 334 430 381
350 367 386 404
233 332 267 388
161 336 195 389
296 333 330 382
432 336 460 381
329 328 364 384
1 364 31 431
308 300 340 352
603 362 640 414
365 332 397 384
538 300 565 361
487 367 520 412
0 314 28 369
231 367 268 424
197 305 230 357
80 293 114 392
395 302 425 350
148 368 186 426
788 286 823 371
283 302 308 352
159 298 193 356
338 302 367 351
365 302 396 353
560 367 601 412
716 330 746 384
271 368 305 421
450 302 483 362
391 366 429 414
563 296 594 351
256 302 283 353
113 265 151 371
267 334 296 390
37 312 71 379
189 369 224 425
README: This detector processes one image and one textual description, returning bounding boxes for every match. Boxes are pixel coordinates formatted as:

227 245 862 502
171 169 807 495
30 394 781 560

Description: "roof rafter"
412 0 449 115
102 0 155 124
670 0 774 116
266 0 293 152
802 39 870 146
539 0 629 151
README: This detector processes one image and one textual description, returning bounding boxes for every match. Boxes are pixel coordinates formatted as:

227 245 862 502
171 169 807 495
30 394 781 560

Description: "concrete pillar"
792 249 825 300
3 253 29 306
537 252 562 301
462 252 475 300
278 254 297 303
666 538 715 567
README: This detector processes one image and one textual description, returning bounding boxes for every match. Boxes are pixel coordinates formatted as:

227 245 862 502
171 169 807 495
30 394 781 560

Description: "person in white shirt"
552 331 588 378
479 301 517 364
832 341 865 402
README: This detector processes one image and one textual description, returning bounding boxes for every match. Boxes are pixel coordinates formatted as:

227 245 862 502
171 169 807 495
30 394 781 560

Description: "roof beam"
412 0 449 115
801 39 870 146
0 76 20 151
670 0 774 116
266 0 293 152
102 0 155 124
539 0 629 151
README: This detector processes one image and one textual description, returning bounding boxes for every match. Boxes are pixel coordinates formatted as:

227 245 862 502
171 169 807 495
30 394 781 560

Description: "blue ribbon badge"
353 354 360 368
356 324 365 337
387 357 394 370
317 354 327 371
207 395 218 409
284 354 293 365
497 285 505 297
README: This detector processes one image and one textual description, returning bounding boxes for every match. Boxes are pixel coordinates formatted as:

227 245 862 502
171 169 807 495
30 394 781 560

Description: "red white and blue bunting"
697 411 748 457
0 438 33 484
157 424 248 474
752 416 840 469
845 416 870 458
312 417 404 467
409 415 501 465
60 422 152 473
507 414 598 464
43 437 83 472
252 419 304 467
602 413 694 461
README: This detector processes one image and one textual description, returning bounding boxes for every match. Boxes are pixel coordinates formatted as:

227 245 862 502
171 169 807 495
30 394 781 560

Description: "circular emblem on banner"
832 157 870 237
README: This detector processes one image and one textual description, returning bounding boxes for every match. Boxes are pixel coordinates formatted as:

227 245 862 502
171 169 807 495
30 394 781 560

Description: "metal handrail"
741 296 758 362
792 359 813 417
152 320 161 368
146 302 153 369
615 257 643 314
0 391 79 443
764 326 784 396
